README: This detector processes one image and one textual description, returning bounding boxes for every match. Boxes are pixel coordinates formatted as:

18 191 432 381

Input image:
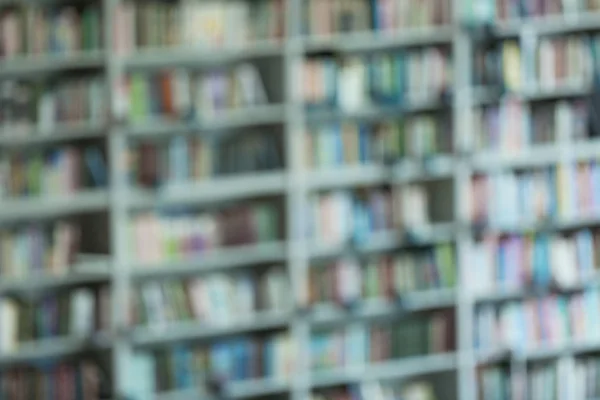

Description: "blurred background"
2 0 600 399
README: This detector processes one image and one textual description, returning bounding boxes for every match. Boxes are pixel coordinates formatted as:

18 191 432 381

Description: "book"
0 5 102 61
309 244 456 306
134 267 290 327
312 380 438 400
310 311 454 371
304 48 452 110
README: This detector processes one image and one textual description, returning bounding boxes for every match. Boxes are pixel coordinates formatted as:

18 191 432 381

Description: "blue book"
263 339 273 377
576 230 594 277
84 147 108 187
211 342 232 379
173 345 193 389
358 125 369 163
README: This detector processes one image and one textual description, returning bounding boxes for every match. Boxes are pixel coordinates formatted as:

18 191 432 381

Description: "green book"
435 244 456 288
27 152 42 196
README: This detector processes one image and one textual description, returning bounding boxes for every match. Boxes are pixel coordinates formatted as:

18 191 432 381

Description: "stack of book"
309 244 456 306
127 64 268 123
0 77 107 133
0 286 110 352
303 48 451 110
0 5 103 60
133 267 290 328
303 0 451 36
115 0 284 53
472 98 589 152
470 229 600 294
536 35 593 90
129 137 212 188
130 203 280 265
478 365 511 400
470 161 600 227
305 114 451 168
0 145 107 199
0 221 81 280
311 312 454 370
312 381 438 400
138 332 294 393
0 359 104 399
307 189 394 245
475 289 600 352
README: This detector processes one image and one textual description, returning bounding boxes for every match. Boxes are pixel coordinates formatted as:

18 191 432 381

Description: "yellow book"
502 41 522 92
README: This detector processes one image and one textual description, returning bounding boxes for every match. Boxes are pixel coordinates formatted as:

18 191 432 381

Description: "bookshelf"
4 0 600 399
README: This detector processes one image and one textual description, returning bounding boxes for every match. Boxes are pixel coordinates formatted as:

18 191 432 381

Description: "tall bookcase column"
103 0 132 394
285 0 311 398
454 1 477 398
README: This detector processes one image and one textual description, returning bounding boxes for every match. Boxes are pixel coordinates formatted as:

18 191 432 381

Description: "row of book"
471 98 589 152
308 245 456 305
305 114 452 168
471 161 600 227
311 312 454 370
0 77 106 132
473 35 595 91
0 7 103 60
133 268 290 328
0 146 107 199
0 359 104 400
308 185 434 244
130 133 282 188
303 48 451 110
114 0 284 53
0 287 110 352
132 333 294 393
303 0 451 37
470 229 600 293
130 203 280 265
126 64 268 123
475 289 600 351
468 0 600 22
312 381 438 400
478 365 510 400
0 221 80 280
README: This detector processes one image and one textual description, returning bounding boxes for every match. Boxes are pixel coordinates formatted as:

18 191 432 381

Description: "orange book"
161 72 174 117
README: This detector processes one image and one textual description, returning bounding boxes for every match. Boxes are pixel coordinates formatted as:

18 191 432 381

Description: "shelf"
130 241 287 281
0 123 106 147
304 99 446 124
477 339 600 364
122 41 284 69
302 26 454 53
0 333 112 366
472 82 589 105
493 11 600 38
155 377 291 400
126 104 286 138
0 51 106 78
310 352 457 389
131 311 291 347
308 289 456 326
476 213 600 235
308 224 457 259
470 143 564 171
128 172 287 209
0 189 109 222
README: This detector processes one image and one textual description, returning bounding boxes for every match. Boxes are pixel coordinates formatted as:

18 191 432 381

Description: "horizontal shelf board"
473 82 590 105
131 241 287 280
478 213 600 235
0 51 106 78
128 172 287 209
131 311 291 347
302 26 454 53
305 100 445 123
494 11 600 37
310 352 457 388
470 143 564 171
308 224 456 259
0 333 112 365
0 123 106 147
123 41 284 69
0 189 109 222
308 289 456 326
477 339 600 364
0 271 111 295
394 156 456 182
155 377 291 400
126 104 286 137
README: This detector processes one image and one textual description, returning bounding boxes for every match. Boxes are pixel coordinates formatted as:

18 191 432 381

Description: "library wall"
3 0 600 399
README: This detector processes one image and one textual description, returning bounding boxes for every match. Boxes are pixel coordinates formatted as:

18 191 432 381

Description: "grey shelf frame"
4 0 600 398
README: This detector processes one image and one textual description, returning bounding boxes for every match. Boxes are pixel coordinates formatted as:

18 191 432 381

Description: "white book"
236 64 268 106
225 1 249 47
338 57 367 112
37 91 56 134
235 273 255 318
173 69 192 117
141 282 166 329
70 288 95 336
